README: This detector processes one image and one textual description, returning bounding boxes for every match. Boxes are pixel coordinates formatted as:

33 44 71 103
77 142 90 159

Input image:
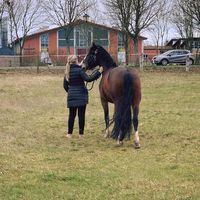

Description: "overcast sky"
96 0 169 45
96 0 183 45
3 0 195 45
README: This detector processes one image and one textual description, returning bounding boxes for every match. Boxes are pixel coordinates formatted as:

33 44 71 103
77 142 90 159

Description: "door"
175 51 186 63
168 51 179 63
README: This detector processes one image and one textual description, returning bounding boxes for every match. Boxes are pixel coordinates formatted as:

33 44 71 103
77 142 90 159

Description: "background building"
13 19 146 65
165 38 200 53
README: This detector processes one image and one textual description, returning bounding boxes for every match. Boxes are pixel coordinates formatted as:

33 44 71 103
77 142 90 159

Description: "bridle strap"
85 68 99 91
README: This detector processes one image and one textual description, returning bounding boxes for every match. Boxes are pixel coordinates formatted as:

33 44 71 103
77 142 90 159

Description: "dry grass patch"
0 71 200 200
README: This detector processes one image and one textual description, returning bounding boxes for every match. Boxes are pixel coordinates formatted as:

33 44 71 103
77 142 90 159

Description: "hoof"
104 129 110 138
66 134 72 138
134 142 140 149
117 140 123 146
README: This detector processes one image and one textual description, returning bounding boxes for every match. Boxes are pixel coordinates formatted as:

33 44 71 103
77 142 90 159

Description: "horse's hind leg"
132 106 140 149
101 98 110 138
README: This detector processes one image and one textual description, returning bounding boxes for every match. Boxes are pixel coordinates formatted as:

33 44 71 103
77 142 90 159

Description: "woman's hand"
99 66 104 73
79 60 83 66
79 55 87 66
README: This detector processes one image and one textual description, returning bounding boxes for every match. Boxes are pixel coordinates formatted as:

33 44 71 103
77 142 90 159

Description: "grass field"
0 69 200 200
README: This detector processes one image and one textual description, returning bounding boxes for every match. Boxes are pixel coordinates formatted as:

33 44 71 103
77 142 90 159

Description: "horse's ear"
92 42 96 47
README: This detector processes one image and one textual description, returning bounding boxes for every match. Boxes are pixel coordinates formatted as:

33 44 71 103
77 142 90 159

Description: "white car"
152 50 194 66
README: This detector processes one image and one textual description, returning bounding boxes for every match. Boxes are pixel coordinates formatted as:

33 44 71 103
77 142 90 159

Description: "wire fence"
0 52 200 71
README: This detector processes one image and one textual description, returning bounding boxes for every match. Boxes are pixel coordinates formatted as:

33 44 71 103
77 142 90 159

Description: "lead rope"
86 80 95 91
85 69 99 91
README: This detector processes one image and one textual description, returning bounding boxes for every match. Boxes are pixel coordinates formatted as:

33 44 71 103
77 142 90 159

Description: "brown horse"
83 43 141 148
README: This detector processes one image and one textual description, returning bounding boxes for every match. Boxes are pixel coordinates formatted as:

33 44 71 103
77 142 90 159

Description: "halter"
89 48 98 64
84 48 99 91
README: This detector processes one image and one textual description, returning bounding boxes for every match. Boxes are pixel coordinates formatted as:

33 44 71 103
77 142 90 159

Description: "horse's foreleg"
101 98 110 138
133 106 140 149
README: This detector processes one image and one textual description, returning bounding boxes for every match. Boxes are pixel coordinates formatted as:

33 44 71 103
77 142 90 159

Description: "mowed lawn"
0 70 199 200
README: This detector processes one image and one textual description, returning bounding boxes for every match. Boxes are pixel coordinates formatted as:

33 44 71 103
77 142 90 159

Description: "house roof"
22 19 147 40
166 37 200 47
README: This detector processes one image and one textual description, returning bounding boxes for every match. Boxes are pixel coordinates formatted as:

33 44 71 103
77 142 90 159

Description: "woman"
63 55 103 138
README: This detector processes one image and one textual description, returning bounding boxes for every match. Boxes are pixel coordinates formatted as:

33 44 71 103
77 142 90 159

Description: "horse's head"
83 43 100 70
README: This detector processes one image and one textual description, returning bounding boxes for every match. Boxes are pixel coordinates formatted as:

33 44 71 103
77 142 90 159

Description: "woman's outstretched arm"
80 69 101 82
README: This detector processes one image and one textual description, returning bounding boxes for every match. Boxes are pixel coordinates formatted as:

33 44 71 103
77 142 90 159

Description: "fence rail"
0 52 200 70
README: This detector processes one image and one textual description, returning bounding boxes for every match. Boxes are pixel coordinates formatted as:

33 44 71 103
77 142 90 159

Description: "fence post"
36 56 40 73
186 55 190 72
139 53 144 71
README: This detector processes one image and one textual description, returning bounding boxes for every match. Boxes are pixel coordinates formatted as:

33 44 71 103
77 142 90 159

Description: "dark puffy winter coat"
63 64 101 108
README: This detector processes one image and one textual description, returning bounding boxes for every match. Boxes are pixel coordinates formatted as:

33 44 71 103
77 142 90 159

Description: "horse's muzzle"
82 62 87 69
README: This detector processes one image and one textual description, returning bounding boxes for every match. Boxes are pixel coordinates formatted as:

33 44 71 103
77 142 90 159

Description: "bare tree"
103 0 133 65
0 0 6 21
0 0 7 48
104 0 163 65
172 8 194 38
178 0 200 30
171 0 196 50
42 0 95 53
128 0 164 55
42 0 93 26
6 0 42 57
149 1 170 50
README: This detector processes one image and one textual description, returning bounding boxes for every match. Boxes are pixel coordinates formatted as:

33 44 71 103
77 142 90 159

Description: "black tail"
111 73 134 141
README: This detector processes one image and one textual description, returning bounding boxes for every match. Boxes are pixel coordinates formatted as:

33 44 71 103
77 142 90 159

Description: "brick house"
13 19 146 65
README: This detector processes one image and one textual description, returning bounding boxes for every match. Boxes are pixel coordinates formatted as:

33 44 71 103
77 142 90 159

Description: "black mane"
97 45 117 69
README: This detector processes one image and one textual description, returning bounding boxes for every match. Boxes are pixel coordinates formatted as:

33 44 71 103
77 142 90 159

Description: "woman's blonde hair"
65 55 78 81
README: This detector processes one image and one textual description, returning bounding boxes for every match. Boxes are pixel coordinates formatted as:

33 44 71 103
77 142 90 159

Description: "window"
76 29 92 47
75 24 92 48
192 41 200 49
93 27 109 47
58 28 74 47
118 32 124 48
2 30 7 47
168 51 178 56
183 50 189 54
177 51 184 55
40 34 48 51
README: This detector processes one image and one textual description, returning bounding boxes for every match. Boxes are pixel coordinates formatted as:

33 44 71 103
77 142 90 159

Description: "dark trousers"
68 105 86 135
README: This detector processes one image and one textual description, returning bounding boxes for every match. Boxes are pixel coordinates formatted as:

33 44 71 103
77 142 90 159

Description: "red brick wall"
129 38 143 55
23 30 73 56
144 49 160 59
49 31 57 55
21 28 145 63
108 31 144 63
138 38 143 54
58 48 74 55
23 36 39 55
129 38 134 54
109 31 118 61
128 38 144 63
